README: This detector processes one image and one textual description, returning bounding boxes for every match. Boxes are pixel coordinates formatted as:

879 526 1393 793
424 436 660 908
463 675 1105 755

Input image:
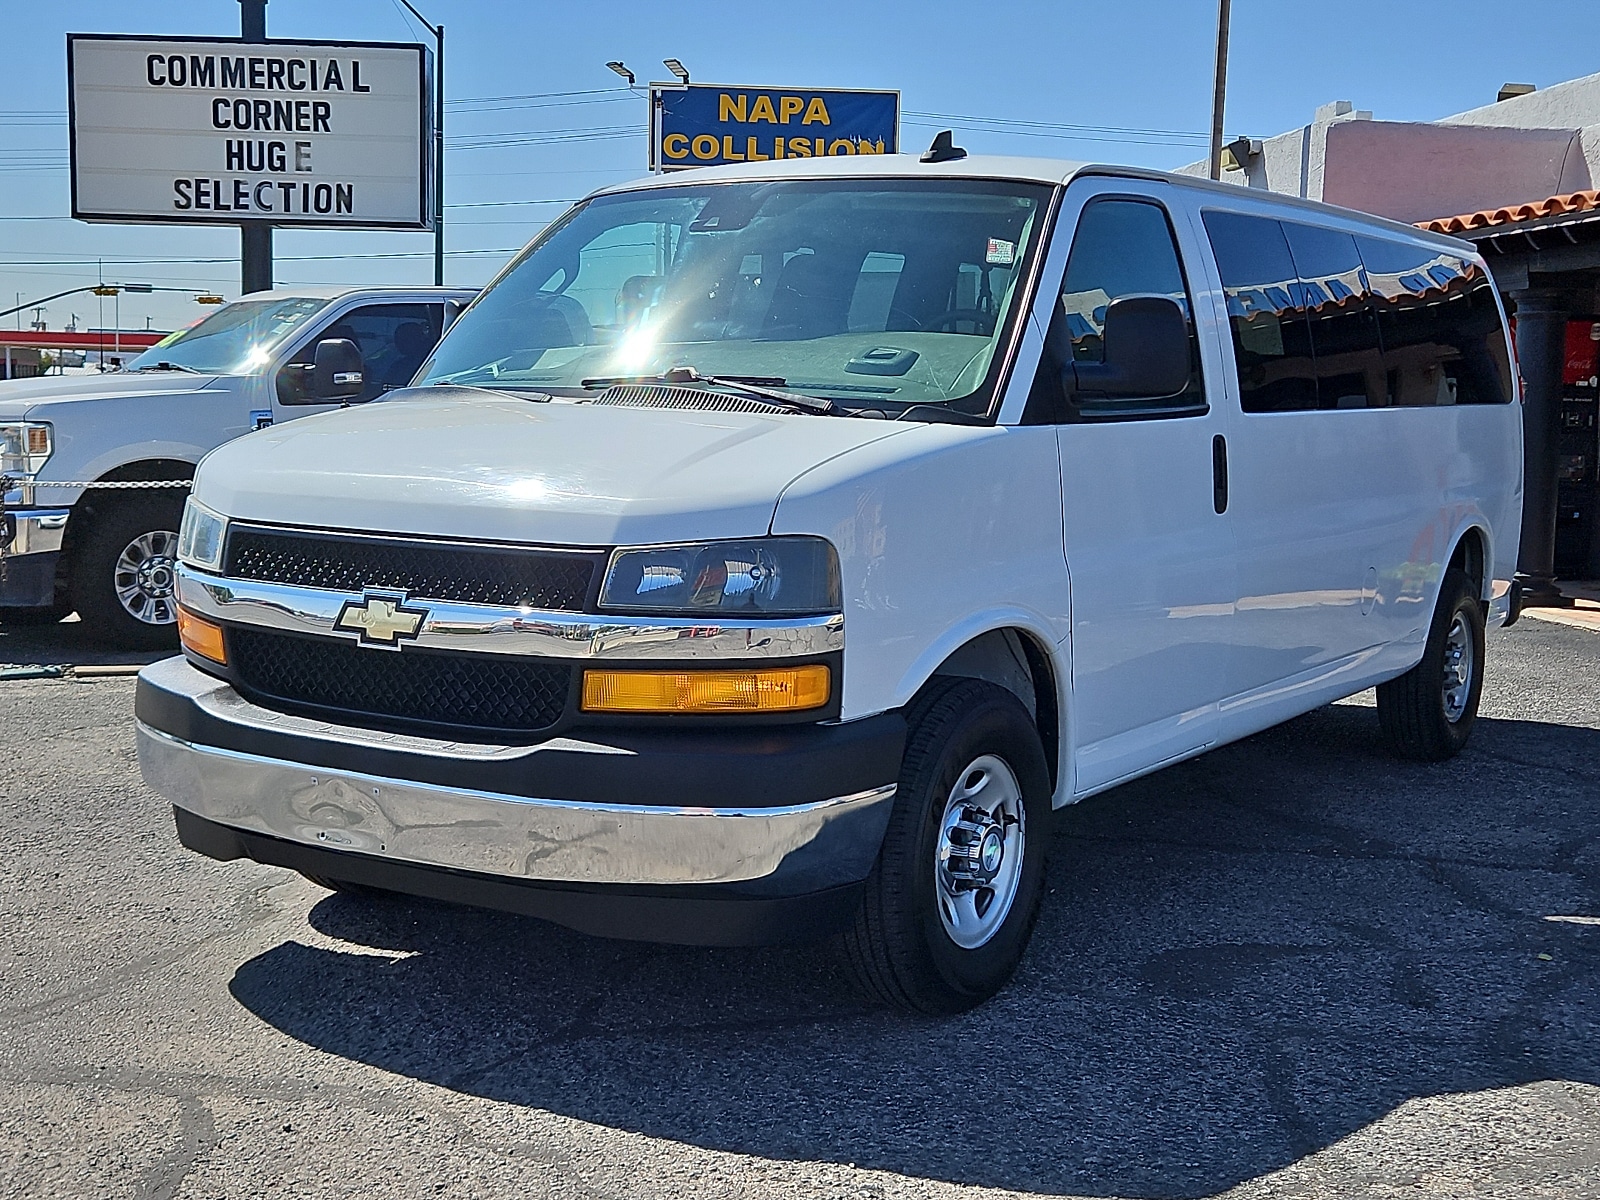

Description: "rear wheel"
70 494 185 651
843 680 1051 1014
1377 567 1485 761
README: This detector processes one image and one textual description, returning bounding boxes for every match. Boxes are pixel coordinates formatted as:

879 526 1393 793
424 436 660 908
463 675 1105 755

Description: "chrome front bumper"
2 507 69 556
135 657 900 891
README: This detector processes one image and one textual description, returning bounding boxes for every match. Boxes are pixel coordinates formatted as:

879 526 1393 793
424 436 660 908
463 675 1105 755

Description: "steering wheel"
924 308 995 335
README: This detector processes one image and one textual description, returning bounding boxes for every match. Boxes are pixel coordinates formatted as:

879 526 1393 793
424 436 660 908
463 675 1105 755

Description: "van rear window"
1203 211 1513 411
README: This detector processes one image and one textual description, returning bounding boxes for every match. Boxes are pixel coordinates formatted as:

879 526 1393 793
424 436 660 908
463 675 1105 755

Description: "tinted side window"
282 303 444 403
1357 237 1513 406
1026 197 1204 421
1281 222 1386 409
1203 211 1318 413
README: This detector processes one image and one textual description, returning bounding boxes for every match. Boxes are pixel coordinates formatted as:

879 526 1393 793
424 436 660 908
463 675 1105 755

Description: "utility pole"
1208 0 1232 181
399 1 445 285
239 0 273 293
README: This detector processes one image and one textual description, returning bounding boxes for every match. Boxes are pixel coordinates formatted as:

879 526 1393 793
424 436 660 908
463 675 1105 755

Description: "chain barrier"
7 478 194 490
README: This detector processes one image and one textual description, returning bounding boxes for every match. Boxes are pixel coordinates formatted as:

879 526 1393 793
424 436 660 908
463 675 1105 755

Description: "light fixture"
1221 136 1260 173
662 58 689 84
605 60 635 86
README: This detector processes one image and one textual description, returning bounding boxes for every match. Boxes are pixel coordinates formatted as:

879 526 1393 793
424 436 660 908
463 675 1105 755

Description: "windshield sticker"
986 238 1016 266
250 410 273 430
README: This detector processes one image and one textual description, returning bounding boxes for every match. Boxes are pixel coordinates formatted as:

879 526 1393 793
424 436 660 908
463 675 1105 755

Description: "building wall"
1175 71 1600 224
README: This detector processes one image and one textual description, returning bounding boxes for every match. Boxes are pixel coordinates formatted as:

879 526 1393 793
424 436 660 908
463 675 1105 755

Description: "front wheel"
843 680 1052 1014
70 495 186 651
1377 567 1486 761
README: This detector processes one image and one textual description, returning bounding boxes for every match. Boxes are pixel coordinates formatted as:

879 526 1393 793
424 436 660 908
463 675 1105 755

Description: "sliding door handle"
1212 434 1229 514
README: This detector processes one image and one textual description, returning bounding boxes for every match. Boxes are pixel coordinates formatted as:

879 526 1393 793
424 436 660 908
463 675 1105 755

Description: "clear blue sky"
7 0 1600 333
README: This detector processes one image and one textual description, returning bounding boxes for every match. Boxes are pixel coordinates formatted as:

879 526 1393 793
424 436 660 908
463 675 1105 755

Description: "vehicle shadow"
0 613 169 668
227 703 1600 1197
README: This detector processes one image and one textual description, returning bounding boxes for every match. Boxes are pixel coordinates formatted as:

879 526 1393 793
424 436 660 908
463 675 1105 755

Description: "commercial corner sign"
67 34 432 230
651 83 898 172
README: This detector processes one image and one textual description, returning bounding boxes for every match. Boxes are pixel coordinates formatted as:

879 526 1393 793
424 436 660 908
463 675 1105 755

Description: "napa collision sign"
650 83 898 172
67 34 432 229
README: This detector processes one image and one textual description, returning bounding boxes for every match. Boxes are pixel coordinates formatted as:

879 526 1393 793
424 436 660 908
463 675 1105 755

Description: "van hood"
193 388 916 546
0 370 226 417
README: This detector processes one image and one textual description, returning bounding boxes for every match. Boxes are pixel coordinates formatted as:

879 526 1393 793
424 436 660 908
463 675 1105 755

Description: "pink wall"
1321 120 1584 224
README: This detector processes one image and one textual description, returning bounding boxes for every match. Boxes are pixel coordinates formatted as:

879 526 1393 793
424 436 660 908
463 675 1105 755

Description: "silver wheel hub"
114 530 180 626
1441 612 1473 723
936 754 1026 950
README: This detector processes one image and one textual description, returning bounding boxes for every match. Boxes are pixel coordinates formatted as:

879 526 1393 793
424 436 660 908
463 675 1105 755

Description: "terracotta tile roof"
1420 189 1600 233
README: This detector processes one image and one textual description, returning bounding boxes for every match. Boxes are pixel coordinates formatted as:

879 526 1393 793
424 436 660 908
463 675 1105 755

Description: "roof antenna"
920 130 967 164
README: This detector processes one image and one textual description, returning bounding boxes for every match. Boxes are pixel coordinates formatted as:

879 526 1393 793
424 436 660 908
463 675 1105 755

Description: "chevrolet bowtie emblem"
334 591 428 648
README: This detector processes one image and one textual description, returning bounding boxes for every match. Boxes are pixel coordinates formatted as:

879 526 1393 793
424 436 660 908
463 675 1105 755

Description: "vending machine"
1556 319 1600 578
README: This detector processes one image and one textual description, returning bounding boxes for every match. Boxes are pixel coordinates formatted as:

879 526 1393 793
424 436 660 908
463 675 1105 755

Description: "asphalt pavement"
2 617 1598 1199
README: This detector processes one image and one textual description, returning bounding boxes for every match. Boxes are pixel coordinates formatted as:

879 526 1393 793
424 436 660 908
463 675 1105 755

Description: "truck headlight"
0 422 52 475
599 537 840 616
176 499 228 572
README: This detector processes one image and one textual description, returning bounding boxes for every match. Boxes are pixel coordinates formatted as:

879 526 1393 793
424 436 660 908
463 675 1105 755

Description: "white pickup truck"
0 285 475 647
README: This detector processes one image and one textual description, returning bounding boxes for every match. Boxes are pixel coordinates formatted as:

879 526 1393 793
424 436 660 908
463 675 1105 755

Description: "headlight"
599 537 840 616
176 499 228 572
0 422 52 475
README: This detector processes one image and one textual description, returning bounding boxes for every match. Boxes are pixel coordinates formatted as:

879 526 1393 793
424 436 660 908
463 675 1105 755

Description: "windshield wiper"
135 361 203 373
579 366 838 415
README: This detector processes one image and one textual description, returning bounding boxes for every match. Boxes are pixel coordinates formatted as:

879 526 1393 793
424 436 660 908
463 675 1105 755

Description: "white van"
0 285 474 647
136 148 1522 1013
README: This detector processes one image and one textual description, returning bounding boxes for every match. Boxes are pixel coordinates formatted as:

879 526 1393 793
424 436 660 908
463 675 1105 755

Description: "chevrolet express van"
0 285 474 647
136 148 1522 1013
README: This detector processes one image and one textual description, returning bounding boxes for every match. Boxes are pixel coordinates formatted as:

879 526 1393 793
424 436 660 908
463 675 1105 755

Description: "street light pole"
1208 0 1232 181
398 0 445 285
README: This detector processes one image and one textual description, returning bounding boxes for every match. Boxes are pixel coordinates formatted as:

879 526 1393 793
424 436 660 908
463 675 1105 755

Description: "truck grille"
228 626 572 740
224 527 601 611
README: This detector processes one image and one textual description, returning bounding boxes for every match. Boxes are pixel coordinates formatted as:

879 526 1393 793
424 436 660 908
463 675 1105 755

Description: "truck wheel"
843 680 1051 1014
71 495 185 651
1377 567 1485 762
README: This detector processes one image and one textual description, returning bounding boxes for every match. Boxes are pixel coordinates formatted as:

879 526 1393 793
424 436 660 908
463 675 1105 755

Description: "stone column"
1512 290 1571 605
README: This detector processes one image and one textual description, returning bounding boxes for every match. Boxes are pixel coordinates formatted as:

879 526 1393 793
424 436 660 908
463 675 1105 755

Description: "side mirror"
1067 294 1190 400
311 338 365 401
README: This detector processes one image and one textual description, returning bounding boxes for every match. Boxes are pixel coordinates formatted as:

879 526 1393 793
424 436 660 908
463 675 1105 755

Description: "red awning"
0 330 165 351
1420 189 1600 234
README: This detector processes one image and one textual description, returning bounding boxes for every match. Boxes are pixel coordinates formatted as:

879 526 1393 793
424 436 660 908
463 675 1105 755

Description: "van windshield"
419 178 1051 418
128 296 328 375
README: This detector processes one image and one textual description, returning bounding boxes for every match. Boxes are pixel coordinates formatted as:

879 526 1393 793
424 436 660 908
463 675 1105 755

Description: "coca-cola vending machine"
1557 319 1600 577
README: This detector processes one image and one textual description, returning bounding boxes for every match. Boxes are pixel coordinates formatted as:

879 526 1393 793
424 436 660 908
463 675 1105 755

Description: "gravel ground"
1 618 1597 1199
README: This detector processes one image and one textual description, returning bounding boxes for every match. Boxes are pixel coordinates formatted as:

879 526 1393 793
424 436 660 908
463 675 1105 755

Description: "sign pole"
239 0 273 293
433 22 444 285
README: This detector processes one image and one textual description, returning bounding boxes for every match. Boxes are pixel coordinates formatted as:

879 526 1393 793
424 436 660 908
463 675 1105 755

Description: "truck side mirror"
312 338 365 401
1067 294 1190 400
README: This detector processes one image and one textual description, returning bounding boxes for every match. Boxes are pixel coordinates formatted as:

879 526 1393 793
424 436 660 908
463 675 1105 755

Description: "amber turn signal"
581 664 830 714
177 607 226 664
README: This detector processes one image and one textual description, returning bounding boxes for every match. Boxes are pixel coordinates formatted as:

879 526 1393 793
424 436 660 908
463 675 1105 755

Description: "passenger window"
1203 211 1319 413
1281 222 1386 409
278 303 443 404
1026 197 1204 422
1356 237 1513 406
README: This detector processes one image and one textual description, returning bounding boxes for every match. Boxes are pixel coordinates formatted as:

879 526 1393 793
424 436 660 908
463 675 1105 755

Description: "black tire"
843 680 1052 1014
70 494 185 651
1377 567 1485 762
0 604 69 626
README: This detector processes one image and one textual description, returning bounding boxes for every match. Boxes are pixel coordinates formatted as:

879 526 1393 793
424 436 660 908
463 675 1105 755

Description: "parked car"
0 285 476 647
137 151 1522 1012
